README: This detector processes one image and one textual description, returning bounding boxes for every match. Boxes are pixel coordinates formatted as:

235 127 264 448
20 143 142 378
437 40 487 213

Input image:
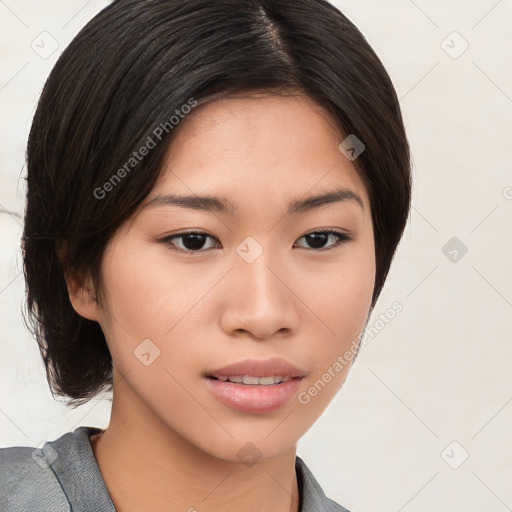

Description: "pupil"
184 234 206 250
307 233 327 249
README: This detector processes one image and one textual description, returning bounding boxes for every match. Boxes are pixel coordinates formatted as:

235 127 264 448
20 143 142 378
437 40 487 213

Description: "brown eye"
161 229 352 255
161 231 220 253
294 230 352 250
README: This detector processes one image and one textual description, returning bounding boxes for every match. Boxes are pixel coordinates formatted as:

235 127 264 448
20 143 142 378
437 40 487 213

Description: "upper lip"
207 357 307 379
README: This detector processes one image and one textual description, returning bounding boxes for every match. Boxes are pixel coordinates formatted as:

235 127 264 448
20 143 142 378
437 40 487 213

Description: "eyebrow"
142 187 364 216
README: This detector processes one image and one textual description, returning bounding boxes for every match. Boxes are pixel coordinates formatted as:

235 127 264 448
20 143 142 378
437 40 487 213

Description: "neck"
90 380 300 512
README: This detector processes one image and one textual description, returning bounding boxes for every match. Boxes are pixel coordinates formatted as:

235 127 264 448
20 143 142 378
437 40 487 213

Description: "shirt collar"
295 455 350 511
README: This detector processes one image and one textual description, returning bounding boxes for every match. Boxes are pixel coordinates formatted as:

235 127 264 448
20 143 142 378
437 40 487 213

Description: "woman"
0 0 411 510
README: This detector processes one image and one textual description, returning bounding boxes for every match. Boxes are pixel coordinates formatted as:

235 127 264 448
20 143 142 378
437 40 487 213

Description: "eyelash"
160 229 352 255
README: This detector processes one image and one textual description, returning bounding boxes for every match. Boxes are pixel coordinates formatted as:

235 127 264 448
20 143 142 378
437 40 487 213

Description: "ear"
56 241 101 322
66 272 102 322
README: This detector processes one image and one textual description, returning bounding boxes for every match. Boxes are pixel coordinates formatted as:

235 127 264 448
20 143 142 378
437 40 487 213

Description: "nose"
218 249 299 340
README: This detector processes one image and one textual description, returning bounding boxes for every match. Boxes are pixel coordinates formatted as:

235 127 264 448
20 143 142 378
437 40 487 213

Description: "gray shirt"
0 426 351 511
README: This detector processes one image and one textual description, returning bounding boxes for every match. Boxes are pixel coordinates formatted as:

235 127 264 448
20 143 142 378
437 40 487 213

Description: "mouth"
206 356 307 381
209 375 295 385
205 357 306 414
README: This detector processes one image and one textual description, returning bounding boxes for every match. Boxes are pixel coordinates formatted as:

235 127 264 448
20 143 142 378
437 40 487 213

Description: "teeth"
258 376 277 385
215 375 292 385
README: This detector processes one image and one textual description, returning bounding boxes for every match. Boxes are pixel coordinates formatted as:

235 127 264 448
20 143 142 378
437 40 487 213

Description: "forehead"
147 93 370 214
166 93 344 164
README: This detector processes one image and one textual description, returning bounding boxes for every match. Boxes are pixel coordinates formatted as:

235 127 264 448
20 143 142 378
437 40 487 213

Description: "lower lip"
206 377 302 414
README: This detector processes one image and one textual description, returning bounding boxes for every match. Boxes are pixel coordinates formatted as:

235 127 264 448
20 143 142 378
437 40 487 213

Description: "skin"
66 92 375 512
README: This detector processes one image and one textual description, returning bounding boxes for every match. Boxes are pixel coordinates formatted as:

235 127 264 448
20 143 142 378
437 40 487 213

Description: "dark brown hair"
22 0 411 406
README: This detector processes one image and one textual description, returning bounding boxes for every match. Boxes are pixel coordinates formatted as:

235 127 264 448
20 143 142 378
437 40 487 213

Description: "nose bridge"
221 236 297 338
239 247 282 303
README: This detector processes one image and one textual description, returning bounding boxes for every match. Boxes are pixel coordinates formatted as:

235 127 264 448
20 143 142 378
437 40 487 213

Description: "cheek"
100 240 188 338
300 240 375 395
97 239 217 381
305 239 375 336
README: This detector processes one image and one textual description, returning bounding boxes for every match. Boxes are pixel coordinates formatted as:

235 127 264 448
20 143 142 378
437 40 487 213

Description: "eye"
294 229 352 250
160 229 352 254
161 230 220 253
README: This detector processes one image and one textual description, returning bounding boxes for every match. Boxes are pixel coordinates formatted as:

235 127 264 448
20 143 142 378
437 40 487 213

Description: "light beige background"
1 1 511 510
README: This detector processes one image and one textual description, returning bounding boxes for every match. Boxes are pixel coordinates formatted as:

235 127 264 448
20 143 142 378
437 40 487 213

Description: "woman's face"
90 93 375 461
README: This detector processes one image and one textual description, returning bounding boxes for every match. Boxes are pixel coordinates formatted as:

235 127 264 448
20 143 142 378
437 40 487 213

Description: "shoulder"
0 443 70 512
0 426 104 512
296 456 352 512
